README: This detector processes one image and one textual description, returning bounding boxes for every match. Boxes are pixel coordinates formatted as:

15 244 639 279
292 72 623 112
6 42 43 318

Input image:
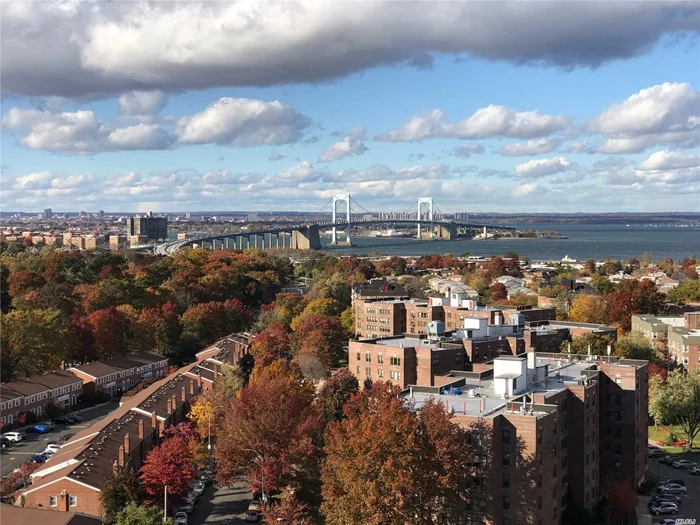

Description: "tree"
561 333 614 355
7 269 45 300
602 479 637 524
181 300 251 344
0 308 73 381
650 370 700 450
215 360 320 494
115 503 174 525
100 467 144 524
614 331 658 361
608 279 664 332
140 436 196 502
251 323 291 369
568 295 608 325
85 306 132 360
648 364 668 400
291 314 346 368
290 297 342 331
317 368 359 423
584 259 597 274
340 307 355 335
489 282 507 301
262 492 313 525
321 382 484 525
374 257 407 277
591 275 615 295
668 280 700 303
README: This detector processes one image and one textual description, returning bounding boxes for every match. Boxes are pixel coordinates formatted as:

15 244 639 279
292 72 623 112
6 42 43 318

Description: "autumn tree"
602 479 637 524
140 436 196 502
568 294 608 325
317 367 359 423
0 308 73 381
489 282 507 301
560 333 614 356
648 364 668 400
608 279 664 332
614 331 658 361
291 314 346 371
290 297 342 331
215 360 320 494
85 306 132 360
7 269 46 301
340 307 354 334
650 370 700 449
181 299 251 344
374 257 407 277
250 323 291 369
261 492 313 525
100 467 144 524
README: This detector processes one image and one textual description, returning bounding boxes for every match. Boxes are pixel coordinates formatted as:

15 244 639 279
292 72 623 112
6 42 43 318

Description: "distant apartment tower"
127 211 168 241
43 208 53 218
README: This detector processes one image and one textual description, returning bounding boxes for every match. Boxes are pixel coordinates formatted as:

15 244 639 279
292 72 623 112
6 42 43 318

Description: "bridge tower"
416 197 435 240
331 193 351 245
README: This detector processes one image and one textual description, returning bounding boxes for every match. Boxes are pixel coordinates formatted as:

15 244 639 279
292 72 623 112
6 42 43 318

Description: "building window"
502 496 510 510
365 367 371 377
502 428 511 445
378 369 384 378
356 352 360 361
390 357 401 366
503 452 510 466
50 496 57 507
356 366 360 375
503 473 510 488
366 353 372 363
377 355 384 364
70 496 77 507
390 371 401 380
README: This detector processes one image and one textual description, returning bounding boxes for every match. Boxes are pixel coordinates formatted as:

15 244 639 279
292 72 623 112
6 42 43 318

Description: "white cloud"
500 139 560 156
2 97 311 154
589 83 700 153
638 150 700 171
565 141 590 153
319 127 368 162
2 2 697 98
118 91 168 117
377 106 569 142
174 98 310 147
515 156 573 177
452 145 485 158
268 152 286 161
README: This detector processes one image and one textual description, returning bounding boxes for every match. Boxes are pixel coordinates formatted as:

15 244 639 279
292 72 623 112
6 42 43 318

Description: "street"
0 403 118 478
637 454 700 525
187 481 253 524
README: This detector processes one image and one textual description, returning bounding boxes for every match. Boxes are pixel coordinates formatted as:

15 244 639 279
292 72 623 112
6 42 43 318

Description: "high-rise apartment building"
127 211 168 241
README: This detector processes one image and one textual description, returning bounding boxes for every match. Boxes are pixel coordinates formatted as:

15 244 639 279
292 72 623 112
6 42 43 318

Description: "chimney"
124 433 130 453
60 491 70 512
151 411 157 429
118 445 125 467
197 373 202 388
138 419 144 439
167 398 172 414
171 394 177 412
189 381 194 395
181 387 186 402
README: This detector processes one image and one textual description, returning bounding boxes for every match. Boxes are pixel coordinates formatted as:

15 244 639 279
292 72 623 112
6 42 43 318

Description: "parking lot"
1 403 118 478
637 451 700 525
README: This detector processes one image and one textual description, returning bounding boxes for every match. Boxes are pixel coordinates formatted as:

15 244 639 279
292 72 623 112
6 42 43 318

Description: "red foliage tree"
251 323 291 369
317 368 360 423
608 279 664 332
214 360 320 493
7 270 45 299
85 306 131 360
140 436 196 503
648 364 668 399
489 282 508 301
603 479 637 523
291 314 345 366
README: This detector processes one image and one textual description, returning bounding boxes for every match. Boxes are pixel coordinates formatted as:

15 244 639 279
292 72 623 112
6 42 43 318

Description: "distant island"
475 228 567 240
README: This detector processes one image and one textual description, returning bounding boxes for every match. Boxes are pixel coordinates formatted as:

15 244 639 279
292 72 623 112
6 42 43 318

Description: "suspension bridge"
154 195 514 255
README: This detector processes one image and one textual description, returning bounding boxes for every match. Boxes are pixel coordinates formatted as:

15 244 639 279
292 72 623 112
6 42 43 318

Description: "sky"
1 1 699 214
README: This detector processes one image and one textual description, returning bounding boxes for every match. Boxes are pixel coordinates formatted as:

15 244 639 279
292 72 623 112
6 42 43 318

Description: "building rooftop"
1 370 82 402
69 351 167 379
0 504 102 524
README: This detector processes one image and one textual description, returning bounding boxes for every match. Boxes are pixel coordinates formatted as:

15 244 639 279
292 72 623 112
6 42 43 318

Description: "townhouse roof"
1 370 82 403
69 352 167 379
0 504 102 524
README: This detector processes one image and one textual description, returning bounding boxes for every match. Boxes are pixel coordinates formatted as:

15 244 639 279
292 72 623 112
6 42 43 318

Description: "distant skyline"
1 2 699 213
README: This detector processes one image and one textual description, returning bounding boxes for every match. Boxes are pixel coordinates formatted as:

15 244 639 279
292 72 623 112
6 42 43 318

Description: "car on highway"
672 459 695 469
3 432 25 443
657 483 687 495
28 455 45 464
245 510 261 522
174 512 188 525
28 424 50 434
659 478 685 487
649 501 679 515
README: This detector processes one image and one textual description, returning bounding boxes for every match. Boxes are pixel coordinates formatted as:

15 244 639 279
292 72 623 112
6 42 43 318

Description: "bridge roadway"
154 219 515 255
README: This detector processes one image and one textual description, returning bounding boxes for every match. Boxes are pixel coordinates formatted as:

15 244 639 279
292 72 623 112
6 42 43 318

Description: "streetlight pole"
163 485 167 523
207 405 224 453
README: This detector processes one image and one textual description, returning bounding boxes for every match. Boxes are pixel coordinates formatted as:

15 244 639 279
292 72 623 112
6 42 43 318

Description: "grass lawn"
648 425 690 444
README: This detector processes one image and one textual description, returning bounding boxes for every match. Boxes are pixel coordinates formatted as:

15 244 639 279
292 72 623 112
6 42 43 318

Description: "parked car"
192 481 205 497
657 483 687 495
52 416 72 425
649 501 679 515
659 455 675 465
180 501 194 514
3 432 24 443
44 421 55 430
59 433 75 444
198 473 212 486
41 449 55 457
245 511 260 523
649 494 682 507
659 479 685 487
28 455 45 464
648 448 666 458
672 459 695 469
174 512 188 525
67 414 83 423
0 437 10 449
689 465 700 475
658 520 679 525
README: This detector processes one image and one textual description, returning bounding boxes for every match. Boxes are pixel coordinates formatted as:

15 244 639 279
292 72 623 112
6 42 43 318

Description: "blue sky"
1 2 699 213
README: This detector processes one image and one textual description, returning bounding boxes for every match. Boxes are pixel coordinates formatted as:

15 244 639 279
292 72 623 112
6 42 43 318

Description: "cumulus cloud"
515 156 574 177
638 150 700 171
2 97 311 154
565 141 591 153
118 91 168 118
319 127 368 162
452 145 485 158
377 106 569 142
500 139 559 157
268 152 286 161
2 2 698 98
174 98 310 147
589 83 700 153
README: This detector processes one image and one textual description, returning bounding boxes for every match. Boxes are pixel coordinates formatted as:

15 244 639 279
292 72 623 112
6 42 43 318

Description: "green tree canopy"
115 503 173 525
650 370 700 450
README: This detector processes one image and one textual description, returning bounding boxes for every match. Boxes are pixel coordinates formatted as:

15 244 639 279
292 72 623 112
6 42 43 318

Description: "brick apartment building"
404 352 648 524
351 277 410 306
68 352 168 396
1 371 83 428
633 312 700 371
